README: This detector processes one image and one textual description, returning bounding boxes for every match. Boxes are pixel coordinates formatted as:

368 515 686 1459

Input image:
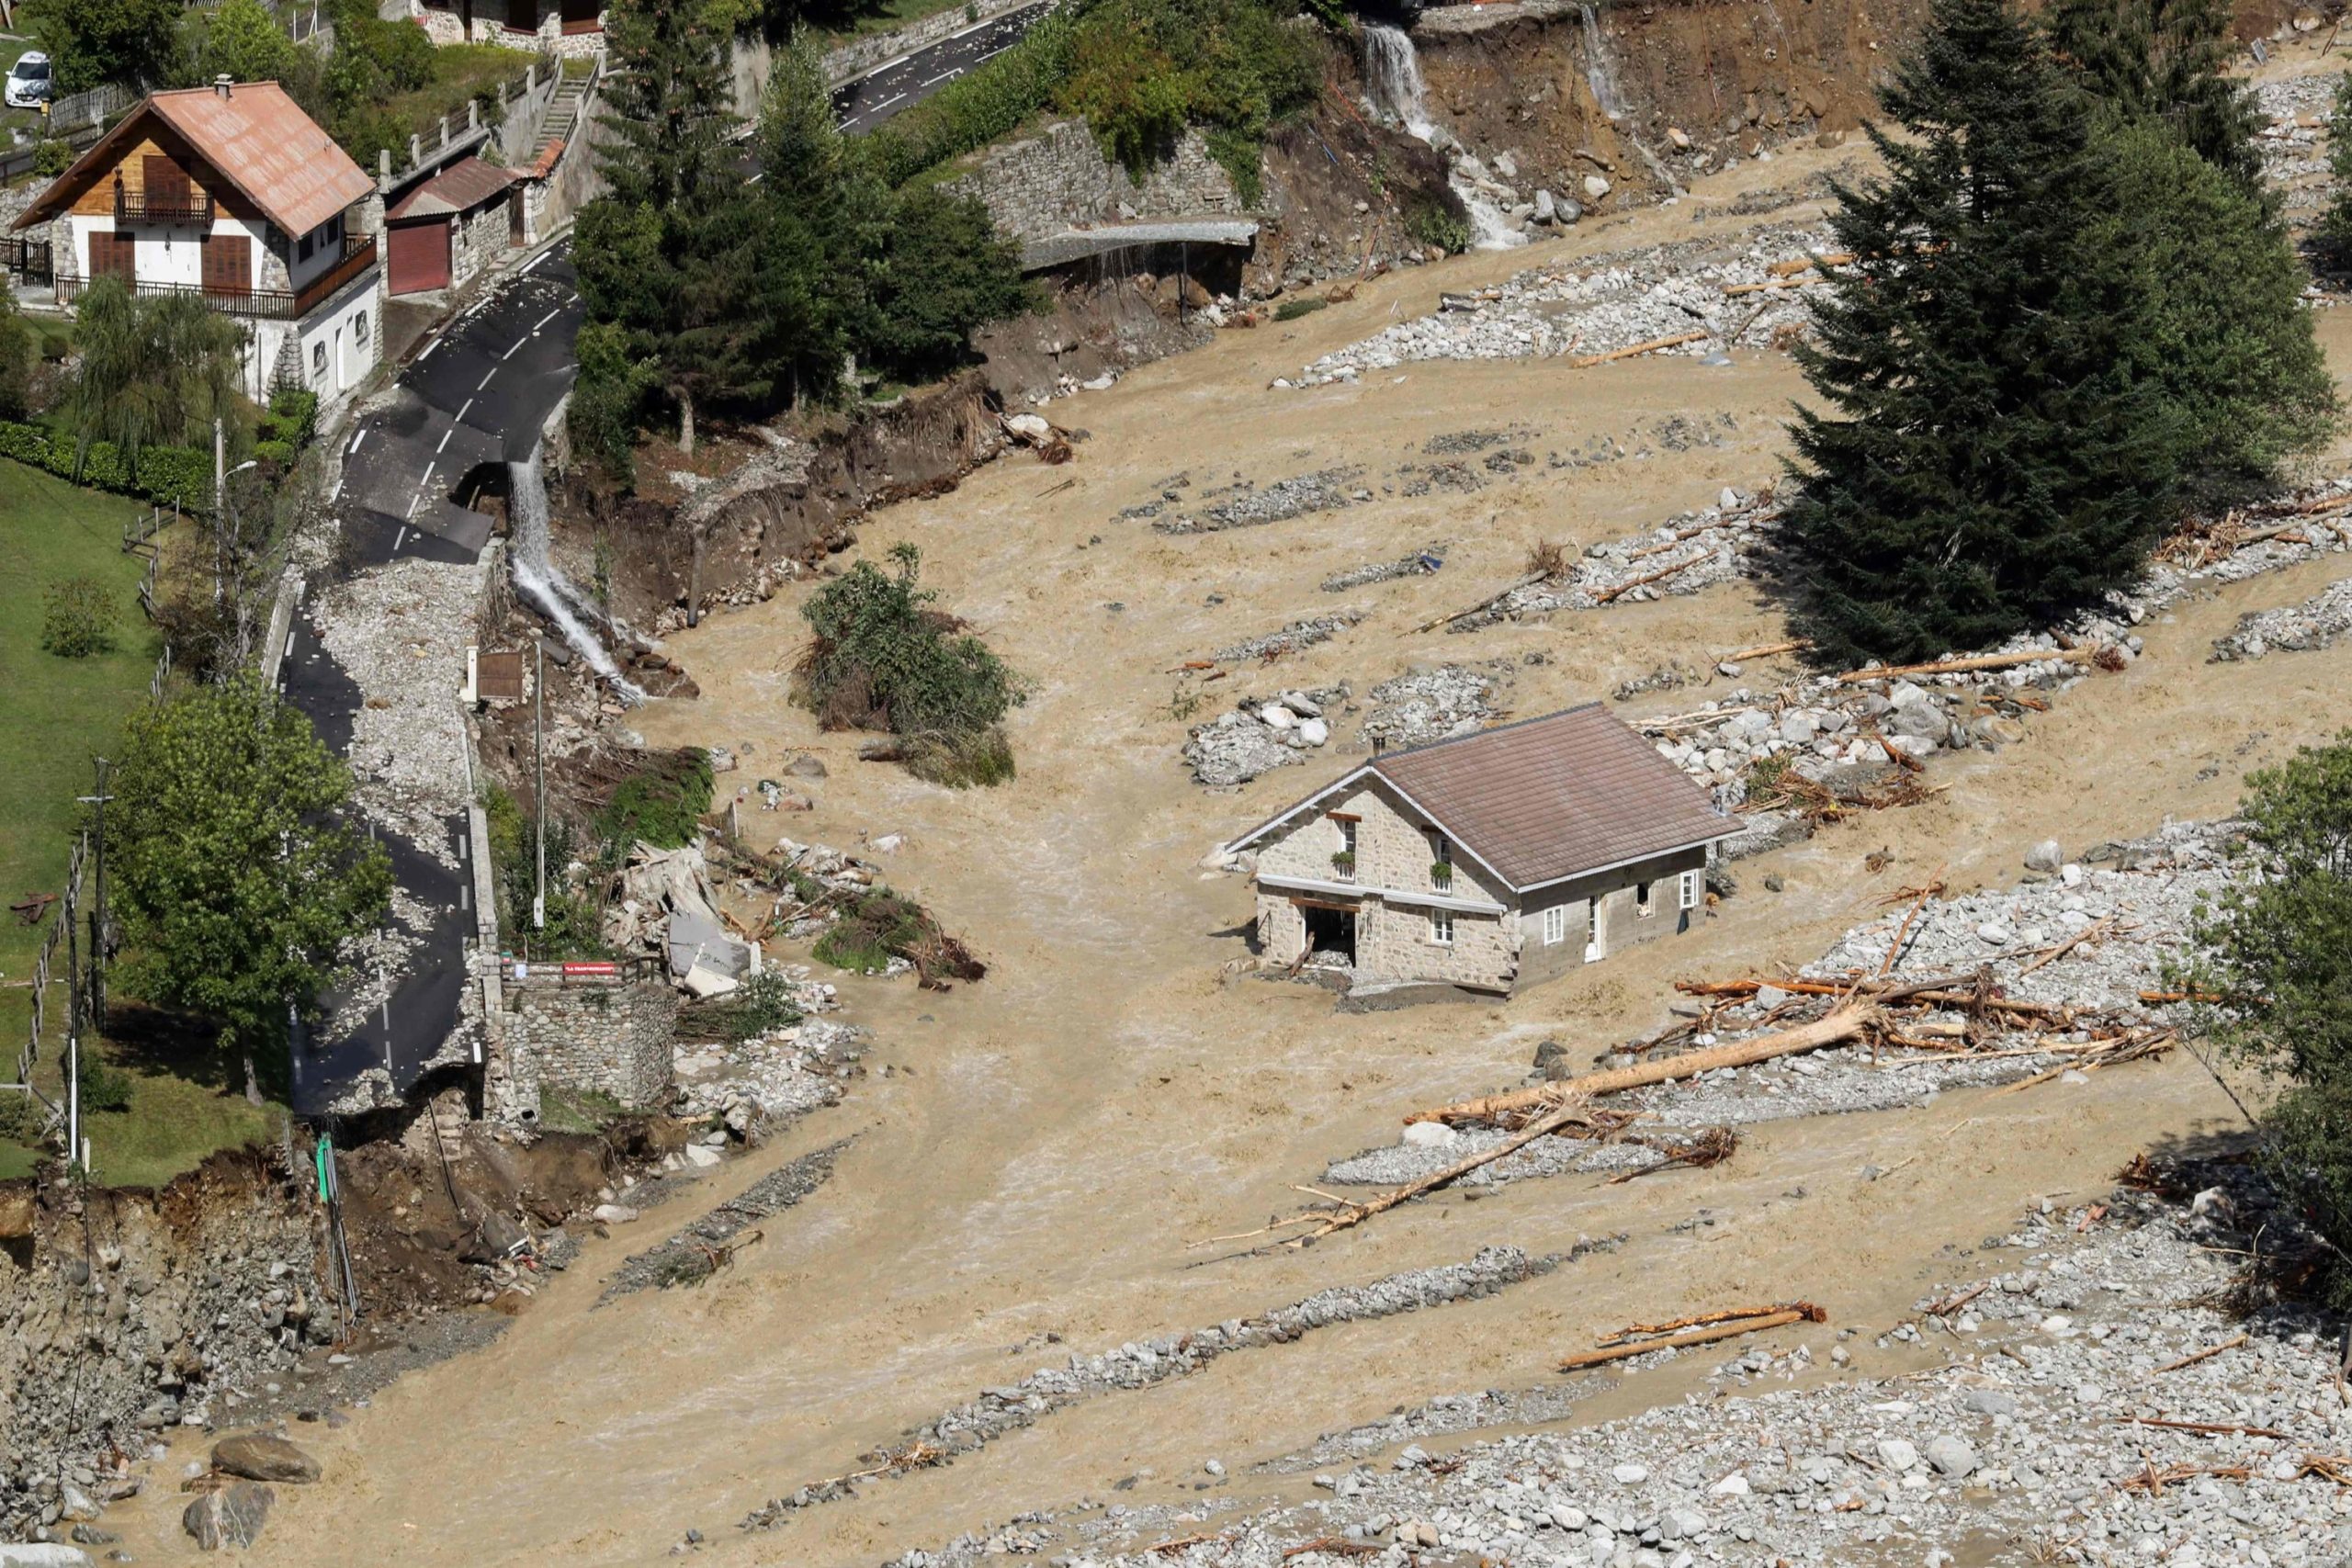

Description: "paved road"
288 249 585 1116
830 1 1054 135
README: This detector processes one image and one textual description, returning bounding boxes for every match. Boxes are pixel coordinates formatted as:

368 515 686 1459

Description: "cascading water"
1359 24 1526 252
1578 4 1628 120
507 449 647 702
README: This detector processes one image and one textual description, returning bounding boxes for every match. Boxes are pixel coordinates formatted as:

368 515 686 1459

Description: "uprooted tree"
2179 731 2352 1302
795 543 1025 787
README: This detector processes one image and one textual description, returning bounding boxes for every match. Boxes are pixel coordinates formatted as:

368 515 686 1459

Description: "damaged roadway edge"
738 1241 1615 1530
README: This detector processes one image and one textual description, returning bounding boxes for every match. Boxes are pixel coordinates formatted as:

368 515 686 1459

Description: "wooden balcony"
56 238 379 321
113 187 216 227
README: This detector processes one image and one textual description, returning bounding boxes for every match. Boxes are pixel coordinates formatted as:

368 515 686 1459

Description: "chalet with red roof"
11 77 382 404
1225 704 1736 995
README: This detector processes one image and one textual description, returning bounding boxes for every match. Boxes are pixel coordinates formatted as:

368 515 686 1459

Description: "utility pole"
64 834 81 1174
533 638 546 933
212 416 226 607
75 761 112 1028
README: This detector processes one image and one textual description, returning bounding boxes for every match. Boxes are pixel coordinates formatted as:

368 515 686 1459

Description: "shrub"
33 141 73 178
40 333 71 364
0 420 214 510
0 1094 44 1145
722 969 802 1042
568 321 655 479
594 750 714 851
78 1060 133 1114
796 546 1023 784
41 577 117 659
907 726 1016 788
1272 297 1327 321
265 388 319 450
1406 192 1473 254
863 8 1080 186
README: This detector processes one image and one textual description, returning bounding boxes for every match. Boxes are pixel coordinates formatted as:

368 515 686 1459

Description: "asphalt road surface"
288 249 585 1115
830 1 1055 134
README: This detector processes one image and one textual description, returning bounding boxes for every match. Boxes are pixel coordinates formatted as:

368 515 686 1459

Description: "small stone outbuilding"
1225 704 1736 996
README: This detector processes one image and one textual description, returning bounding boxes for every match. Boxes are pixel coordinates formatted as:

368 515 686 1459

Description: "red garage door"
386 220 451 295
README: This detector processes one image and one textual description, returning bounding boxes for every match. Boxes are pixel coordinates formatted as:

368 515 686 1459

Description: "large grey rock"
1875 1438 1919 1472
211 1433 321 1484
1887 701 1946 740
2023 839 2064 874
0 1547 96 1567
183 1482 274 1551
1925 1434 1979 1478
1962 1388 2019 1417
786 754 828 780
1533 188 1556 224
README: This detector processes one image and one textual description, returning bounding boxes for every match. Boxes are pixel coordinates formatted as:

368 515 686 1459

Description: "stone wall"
499 974 675 1113
943 119 1243 244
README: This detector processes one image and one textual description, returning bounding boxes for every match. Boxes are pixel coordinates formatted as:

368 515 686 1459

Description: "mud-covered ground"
80 47 2352 1568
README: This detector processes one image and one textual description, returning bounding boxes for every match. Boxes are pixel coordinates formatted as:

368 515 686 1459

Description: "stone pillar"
409 132 422 169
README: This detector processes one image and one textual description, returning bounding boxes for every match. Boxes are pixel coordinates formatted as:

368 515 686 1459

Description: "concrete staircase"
537 71 593 163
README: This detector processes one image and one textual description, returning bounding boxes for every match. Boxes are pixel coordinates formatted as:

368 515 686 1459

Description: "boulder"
786 754 828 780
2023 839 2064 874
0 1549 96 1568
1533 189 1556 224
1876 1438 1920 1472
1260 704 1297 730
1400 1121 1457 1149
1582 174 1611 201
1296 717 1330 747
183 1482 274 1551
211 1434 321 1484
1924 1435 1978 1478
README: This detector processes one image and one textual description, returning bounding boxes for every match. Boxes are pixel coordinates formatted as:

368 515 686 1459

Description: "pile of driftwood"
1211 944 2175 1253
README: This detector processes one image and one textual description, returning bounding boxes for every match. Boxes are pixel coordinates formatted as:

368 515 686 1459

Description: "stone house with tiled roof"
1225 704 1737 996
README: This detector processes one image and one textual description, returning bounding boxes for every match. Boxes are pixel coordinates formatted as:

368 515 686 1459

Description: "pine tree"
1779 0 2188 663
2045 0 2261 193
2324 70 2352 258
594 0 741 216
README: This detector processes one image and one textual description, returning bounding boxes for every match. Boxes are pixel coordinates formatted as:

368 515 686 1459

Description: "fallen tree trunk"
1834 649 2094 684
1406 1002 1881 1126
1281 1098 1612 1246
1570 331 1708 368
1410 570 1545 635
1592 553 1708 604
1559 1303 1826 1371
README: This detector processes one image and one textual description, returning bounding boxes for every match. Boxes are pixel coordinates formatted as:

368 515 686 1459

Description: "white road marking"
531 308 560 333
347 430 367 455
978 44 1008 60
405 493 423 519
417 338 439 362
435 426 453 454
502 338 526 360
418 461 435 492
284 631 296 660
393 525 408 550
456 398 473 423
871 91 905 111
922 68 961 85
478 367 496 390
523 251 548 275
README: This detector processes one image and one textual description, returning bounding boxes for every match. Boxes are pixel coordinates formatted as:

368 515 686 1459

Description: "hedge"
0 421 214 512
865 8 1080 187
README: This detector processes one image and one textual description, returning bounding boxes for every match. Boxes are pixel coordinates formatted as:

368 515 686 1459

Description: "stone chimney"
213 74 232 99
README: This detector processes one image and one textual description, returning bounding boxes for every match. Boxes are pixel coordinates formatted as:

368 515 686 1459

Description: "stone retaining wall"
943 119 1244 244
500 976 674 1113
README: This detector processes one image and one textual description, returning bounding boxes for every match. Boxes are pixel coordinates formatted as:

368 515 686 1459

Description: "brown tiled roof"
1229 704 1734 893
386 155 515 221
149 84 373 235
16 84 374 236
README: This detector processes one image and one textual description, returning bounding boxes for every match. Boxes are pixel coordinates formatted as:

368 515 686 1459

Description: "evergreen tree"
1780 0 2187 662
2045 0 2261 193
2324 70 2352 258
195 0 302 89
594 0 741 216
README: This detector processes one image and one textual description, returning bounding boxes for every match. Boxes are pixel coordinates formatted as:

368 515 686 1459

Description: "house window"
1636 880 1657 919
1329 815 1357 882
1428 830 1453 891
327 213 345 244
1542 904 1566 946
354 309 369 345
1679 870 1702 911
298 231 315 262
1429 908 1453 945
311 341 328 381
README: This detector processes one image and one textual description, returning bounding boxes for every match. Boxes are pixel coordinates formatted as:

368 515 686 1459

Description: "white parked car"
5 51 54 111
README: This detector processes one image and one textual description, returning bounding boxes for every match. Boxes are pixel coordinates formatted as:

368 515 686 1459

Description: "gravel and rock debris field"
311 555 484 856
1285 224 1838 388
1182 661 1520 789
1328 818 2242 1192
739 1245 1599 1531
883 1162 2349 1568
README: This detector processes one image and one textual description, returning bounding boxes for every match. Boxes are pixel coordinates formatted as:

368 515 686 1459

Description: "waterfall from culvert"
1358 23 1527 252
1579 4 1628 120
507 448 646 702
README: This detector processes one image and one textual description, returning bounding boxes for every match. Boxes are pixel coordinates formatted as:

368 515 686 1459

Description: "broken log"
2154 1334 2247 1373
1593 553 1707 604
1724 638 1813 662
1409 571 1545 636
1599 1303 1806 1345
1558 1303 1826 1371
1835 649 2094 684
1407 1002 1882 1127
1569 331 1709 368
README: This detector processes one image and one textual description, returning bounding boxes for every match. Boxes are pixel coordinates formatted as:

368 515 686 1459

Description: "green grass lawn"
0 457 277 1187
379 43 534 144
